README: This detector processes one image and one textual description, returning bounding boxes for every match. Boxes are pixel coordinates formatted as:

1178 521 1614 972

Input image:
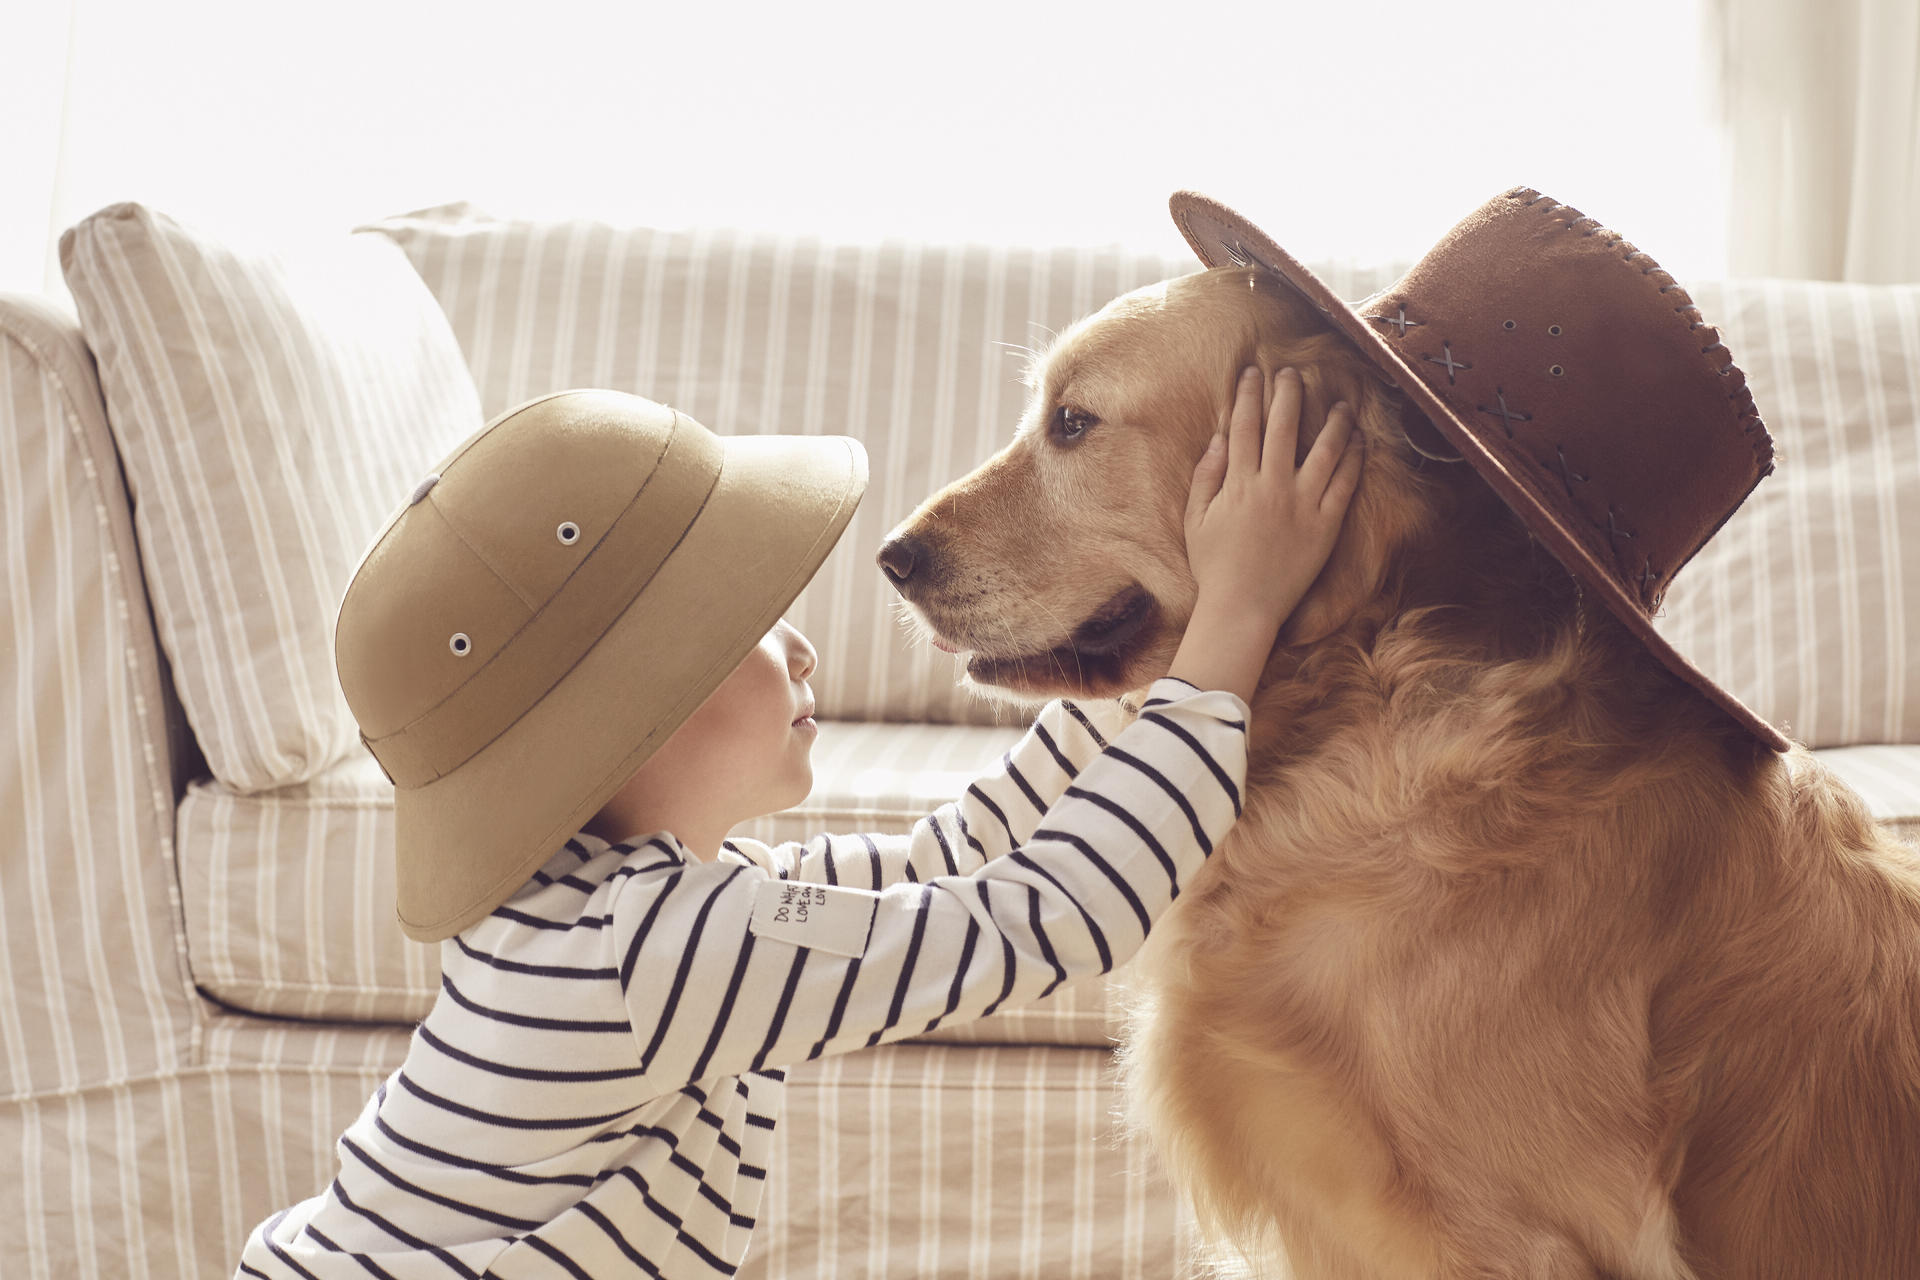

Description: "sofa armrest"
0 293 200 1099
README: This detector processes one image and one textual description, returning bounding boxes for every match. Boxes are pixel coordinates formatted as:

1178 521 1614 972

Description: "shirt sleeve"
609 677 1247 1088
747 694 1133 889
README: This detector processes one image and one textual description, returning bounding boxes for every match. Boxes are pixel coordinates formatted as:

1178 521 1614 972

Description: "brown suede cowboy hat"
335 390 868 941
1170 187 1789 753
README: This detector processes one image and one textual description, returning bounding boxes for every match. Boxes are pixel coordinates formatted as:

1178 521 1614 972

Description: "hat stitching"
1552 446 1589 497
1363 305 1424 336
1421 343 1472 384
1376 297 1637 588
1478 389 1532 438
1517 188 1772 476
1604 506 1637 551
1384 302 1637 593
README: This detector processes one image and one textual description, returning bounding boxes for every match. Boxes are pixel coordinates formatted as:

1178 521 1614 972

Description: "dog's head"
879 267 1444 703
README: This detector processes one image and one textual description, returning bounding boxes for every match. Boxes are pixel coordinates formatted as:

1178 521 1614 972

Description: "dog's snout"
878 533 931 590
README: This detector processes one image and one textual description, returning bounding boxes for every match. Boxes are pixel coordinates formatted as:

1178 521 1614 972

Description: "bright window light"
11 0 1726 295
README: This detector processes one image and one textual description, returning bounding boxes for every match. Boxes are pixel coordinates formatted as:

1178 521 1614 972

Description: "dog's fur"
880 267 1920 1278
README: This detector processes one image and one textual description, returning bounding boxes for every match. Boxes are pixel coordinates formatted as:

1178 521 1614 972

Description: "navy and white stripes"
234 678 1248 1278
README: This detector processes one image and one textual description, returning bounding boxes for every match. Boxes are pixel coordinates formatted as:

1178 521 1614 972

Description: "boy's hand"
1167 365 1361 706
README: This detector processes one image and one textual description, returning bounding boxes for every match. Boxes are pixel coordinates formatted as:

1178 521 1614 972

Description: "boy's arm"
751 695 1126 889
609 676 1245 1086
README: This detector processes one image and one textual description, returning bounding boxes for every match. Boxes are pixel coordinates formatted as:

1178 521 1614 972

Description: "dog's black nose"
877 534 925 588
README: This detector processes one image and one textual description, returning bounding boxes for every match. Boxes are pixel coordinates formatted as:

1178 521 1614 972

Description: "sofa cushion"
59 203 484 792
179 714 1116 1043
365 204 1410 727
1654 280 1920 748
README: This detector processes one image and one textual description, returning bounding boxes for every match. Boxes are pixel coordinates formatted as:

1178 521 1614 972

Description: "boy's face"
586 619 819 853
679 618 820 813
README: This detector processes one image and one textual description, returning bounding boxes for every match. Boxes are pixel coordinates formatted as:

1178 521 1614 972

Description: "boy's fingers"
1227 366 1263 472
1186 434 1227 527
1320 431 1364 517
1263 367 1302 477
1297 401 1354 496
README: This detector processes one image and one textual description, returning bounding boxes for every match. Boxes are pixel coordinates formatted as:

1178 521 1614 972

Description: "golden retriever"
876 265 1920 1279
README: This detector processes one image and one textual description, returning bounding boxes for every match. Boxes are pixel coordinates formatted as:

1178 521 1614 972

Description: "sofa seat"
178 717 1920 1034
187 1018 1196 1280
178 715 1115 1045
1811 744 1920 844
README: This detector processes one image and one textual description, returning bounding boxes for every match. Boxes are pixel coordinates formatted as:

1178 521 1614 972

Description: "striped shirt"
235 677 1247 1279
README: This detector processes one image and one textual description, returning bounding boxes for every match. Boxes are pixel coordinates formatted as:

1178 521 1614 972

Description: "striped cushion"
365 204 1408 726
177 715 1125 1044
1653 280 1920 748
59 203 484 792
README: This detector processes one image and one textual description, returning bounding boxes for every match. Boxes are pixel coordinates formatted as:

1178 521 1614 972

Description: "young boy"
236 365 1358 1279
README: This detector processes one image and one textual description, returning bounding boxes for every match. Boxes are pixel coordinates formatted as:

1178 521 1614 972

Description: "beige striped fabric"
176 715 1116 1045
0 292 208 1272
1654 280 1920 748
366 204 1408 728
5 1018 1207 1280
0 292 198 1105
59 203 484 793
172 718 1920 1041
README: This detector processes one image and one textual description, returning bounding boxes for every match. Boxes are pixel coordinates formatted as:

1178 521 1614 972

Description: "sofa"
2 197 1915 1280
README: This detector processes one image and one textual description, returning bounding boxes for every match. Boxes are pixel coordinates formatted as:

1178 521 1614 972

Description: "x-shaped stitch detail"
1554 445 1588 496
1606 506 1636 549
1478 389 1532 438
1364 305 1424 337
1423 343 1471 384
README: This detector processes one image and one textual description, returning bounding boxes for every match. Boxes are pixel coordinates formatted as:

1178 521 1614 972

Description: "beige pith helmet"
335 390 868 942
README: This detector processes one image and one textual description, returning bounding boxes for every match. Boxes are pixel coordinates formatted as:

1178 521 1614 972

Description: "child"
236 365 1359 1279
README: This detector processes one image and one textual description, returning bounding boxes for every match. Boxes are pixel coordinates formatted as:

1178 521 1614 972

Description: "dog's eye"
1051 406 1098 444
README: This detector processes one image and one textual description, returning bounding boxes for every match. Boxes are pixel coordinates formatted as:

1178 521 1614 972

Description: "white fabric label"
748 879 878 959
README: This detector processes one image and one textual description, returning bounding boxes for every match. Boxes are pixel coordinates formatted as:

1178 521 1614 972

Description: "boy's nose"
787 631 817 679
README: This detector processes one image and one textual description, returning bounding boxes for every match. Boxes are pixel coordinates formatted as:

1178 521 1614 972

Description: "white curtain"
1707 0 1920 282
